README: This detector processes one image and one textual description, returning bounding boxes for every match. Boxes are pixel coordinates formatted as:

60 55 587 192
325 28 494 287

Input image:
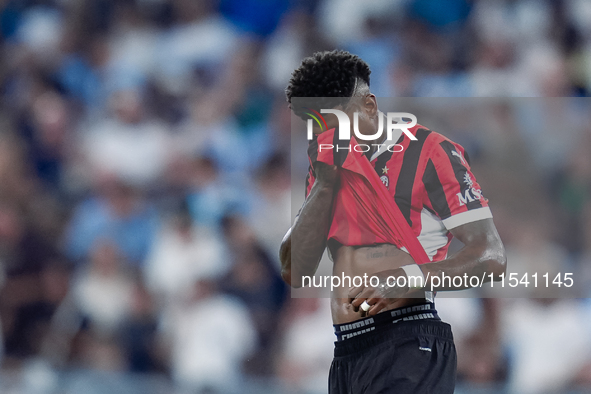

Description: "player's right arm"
279 162 338 288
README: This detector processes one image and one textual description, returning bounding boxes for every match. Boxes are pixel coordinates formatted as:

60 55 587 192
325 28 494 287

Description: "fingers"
349 288 398 316
368 299 389 316
347 285 364 304
350 287 373 309
349 287 367 313
349 287 387 314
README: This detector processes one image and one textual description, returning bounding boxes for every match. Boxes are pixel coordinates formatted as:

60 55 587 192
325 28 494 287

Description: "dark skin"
280 94 507 324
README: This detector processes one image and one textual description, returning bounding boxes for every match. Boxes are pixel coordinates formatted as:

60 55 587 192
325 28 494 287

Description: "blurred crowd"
0 0 591 393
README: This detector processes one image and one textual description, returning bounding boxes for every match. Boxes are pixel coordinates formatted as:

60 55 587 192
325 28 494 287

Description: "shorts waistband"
333 318 453 358
333 302 440 342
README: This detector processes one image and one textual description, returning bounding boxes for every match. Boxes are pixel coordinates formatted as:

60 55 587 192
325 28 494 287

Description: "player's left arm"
416 137 507 288
350 218 506 315
418 217 506 290
350 137 506 315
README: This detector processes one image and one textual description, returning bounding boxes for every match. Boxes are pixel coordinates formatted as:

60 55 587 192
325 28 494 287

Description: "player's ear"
364 94 378 117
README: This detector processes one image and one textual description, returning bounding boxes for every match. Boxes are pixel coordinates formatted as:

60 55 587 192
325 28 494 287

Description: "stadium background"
1 0 591 393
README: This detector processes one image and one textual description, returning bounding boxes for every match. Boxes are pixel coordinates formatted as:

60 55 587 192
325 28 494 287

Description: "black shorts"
329 305 457 394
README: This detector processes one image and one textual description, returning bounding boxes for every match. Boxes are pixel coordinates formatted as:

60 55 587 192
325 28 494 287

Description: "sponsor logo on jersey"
457 173 483 206
452 150 466 165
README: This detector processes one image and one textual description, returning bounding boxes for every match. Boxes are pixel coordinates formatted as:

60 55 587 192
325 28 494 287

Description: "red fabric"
306 125 489 264
311 128 431 265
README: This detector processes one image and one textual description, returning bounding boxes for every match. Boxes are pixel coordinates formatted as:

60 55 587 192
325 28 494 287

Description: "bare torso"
329 242 428 324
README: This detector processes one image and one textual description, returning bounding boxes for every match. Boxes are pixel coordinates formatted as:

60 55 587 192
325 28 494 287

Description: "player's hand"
314 161 339 187
348 268 410 316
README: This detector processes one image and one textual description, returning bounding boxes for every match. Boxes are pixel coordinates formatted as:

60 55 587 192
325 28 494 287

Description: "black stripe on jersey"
372 132 405 176
374 149 394 179
439 140 482 210
463 150 471 166
423 158 451 219
395 128 431 226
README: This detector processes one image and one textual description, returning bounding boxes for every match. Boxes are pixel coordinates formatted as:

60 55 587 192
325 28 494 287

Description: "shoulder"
414 127 466 158
413 126 451 146
405 125 449 155
405 124 450 145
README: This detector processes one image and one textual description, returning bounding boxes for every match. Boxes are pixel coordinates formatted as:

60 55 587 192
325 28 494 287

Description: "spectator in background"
3 259 70 361
220 215 288 376
156 0 239 96
248 154 291 268
161 275 256 394
502 298 591 394
81 88 172 189
10 3 64 64
119 281 163 374
68 239 135 372
578 197 591 294
555 143 591 256
438 298 505 390
186 156 248 229
71 240 134 338
64 177 158 266
277 296 334 394
497 216 591 393
18 90 73 194
58 31 109 111
175 88 248 175
143 203 227 304
0 130 36 208
174 43 271 177
0 201 65 361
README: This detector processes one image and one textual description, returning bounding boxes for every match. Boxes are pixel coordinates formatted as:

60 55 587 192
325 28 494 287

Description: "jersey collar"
369 127 403 162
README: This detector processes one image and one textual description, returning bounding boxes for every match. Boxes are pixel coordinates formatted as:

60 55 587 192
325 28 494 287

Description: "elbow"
281 267 301 288
280 264 304 289
278 227 315 288
279 230 294 287
490 241 507 280
279 249 302 288
279 247 304 288
280 266 292 286
279 252 291 287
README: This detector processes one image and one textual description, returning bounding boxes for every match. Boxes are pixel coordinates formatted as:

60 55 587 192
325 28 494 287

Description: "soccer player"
279 50 506 394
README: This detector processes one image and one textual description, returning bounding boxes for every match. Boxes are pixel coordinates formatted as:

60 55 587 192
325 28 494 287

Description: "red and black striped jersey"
305 124 492 262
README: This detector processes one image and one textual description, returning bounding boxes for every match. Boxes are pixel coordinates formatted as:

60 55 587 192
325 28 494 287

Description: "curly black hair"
285 50 371 119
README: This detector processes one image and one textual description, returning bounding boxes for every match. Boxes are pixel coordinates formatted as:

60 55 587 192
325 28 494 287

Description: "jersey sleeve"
422 139 492 230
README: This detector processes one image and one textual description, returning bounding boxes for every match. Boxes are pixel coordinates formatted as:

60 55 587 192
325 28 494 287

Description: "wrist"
400 264 426 290
376 269 409 297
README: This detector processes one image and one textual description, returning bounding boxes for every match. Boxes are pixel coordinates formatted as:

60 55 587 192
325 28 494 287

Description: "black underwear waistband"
333 302 440 342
